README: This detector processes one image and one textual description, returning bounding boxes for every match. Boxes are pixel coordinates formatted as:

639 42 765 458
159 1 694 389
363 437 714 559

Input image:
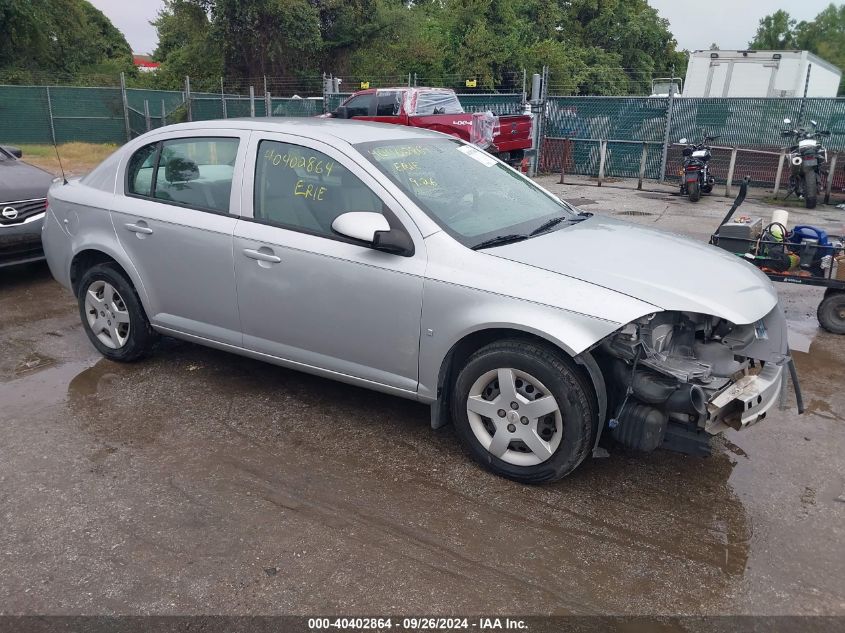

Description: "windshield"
356 138 578 247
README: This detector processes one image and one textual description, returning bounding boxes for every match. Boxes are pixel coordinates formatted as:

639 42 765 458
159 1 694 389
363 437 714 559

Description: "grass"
17 142 118 178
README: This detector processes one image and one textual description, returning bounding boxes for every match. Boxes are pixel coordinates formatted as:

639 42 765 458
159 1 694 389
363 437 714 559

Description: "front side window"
153 138 239 213
254 140 383 238
343 94 373 118
357 138 577 246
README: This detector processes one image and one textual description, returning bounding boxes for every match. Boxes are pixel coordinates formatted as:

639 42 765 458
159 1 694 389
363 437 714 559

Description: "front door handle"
125 222 153 235
242 248 281 264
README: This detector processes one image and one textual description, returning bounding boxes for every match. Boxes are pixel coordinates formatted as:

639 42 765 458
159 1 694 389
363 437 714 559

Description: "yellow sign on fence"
360 81 370 89
465 79 477 88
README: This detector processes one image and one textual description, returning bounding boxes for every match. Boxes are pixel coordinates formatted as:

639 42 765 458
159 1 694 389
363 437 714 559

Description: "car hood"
0 160 54 202
487 215 778 325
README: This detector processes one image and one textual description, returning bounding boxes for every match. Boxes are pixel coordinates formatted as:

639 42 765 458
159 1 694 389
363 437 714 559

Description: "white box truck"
682 50 841 98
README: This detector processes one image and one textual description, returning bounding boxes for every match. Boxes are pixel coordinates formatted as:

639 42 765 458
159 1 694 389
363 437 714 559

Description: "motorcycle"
678 135 718 202
781 118 830 209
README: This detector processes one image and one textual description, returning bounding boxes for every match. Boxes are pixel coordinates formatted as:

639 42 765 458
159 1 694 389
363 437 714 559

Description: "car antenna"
52 140 68 185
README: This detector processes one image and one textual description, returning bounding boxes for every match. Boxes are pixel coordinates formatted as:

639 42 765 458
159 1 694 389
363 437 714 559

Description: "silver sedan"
43 119 793 483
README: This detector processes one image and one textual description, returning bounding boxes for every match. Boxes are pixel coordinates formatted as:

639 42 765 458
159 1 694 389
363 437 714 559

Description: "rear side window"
254 140 383 238
125 137 240 213
376 91 401 116
413 91 463 115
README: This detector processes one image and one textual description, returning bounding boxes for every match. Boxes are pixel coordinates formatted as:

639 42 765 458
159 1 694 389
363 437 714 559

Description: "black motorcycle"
781 118 830 209
678 135 718 202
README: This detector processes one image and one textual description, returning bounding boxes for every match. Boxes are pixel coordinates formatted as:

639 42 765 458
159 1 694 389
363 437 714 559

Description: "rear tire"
804 172 817 209
450 339 597 484
688 180 701 202
817 291 845 334
77 263 157 362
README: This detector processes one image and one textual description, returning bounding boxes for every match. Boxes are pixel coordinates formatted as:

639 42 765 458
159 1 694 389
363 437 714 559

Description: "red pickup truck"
327 87 534 166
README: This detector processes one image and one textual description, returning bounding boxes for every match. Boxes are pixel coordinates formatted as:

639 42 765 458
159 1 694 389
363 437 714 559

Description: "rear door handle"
242 248 281 264
124 222 153 235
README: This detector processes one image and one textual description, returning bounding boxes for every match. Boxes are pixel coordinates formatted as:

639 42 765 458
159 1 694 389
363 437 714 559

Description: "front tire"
450 340 596 483
688 180 701 202
77 263 157 361
804 172 817 209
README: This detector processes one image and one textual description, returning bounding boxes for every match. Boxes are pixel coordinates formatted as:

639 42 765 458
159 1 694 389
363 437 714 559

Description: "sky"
89 0 837 56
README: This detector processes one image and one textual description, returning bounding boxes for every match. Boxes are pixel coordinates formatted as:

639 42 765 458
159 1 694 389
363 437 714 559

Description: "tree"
795 3 845 93
0 0 134 83
151 0 222 90
749 9 797 49
750 4 845 94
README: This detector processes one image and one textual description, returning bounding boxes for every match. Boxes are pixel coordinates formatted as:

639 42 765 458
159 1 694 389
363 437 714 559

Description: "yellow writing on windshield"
392 161 418 172
372 145 429 160
408 176 437 188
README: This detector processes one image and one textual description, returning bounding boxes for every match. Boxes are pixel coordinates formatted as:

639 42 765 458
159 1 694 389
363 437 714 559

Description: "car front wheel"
451 340 596 483
77 263 157 361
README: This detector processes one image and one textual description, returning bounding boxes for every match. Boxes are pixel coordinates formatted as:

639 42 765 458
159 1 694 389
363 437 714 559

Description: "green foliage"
0 0 134 83
750 4 845 95
1 0 686 95
749 9 797 49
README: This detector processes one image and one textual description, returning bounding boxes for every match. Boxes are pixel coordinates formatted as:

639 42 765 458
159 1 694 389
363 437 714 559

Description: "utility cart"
710 177 845 334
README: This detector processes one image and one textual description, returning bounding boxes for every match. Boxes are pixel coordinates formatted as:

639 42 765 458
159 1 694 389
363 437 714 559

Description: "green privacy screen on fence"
0 85 525 145
2 82 843 186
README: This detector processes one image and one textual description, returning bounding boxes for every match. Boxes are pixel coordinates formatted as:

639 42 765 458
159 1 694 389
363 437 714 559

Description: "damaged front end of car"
594 304 801 457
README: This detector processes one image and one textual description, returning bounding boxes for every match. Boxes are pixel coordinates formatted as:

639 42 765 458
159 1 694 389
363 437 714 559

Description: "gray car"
0 145 55 267
42 119 793 483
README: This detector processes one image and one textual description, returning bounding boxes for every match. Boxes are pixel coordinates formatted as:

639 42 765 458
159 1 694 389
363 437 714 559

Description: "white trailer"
682 50 841 98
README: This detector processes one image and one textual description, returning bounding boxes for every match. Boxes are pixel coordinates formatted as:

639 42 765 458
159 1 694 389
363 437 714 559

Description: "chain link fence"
1 70 843 200
538 94 845 199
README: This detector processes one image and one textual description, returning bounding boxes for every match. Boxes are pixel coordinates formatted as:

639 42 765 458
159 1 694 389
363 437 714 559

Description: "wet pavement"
1 185 844 616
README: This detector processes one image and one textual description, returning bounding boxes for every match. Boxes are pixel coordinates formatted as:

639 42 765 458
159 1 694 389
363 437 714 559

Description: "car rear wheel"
77 263 157 361
451 339 596 483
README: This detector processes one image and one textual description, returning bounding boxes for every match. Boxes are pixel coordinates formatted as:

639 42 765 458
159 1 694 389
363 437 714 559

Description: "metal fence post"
143 99 151 132
597 140 607 186
265 91 272 117
161 100 166 126
221 77 227 118
659 84 676 182
45 86 57 146
185 76 192 122
773 149 786 197
249 86 256 117
120 72 131 141
559 137 570 184
638 142 648 190
724 147 738 197
824 153 838 205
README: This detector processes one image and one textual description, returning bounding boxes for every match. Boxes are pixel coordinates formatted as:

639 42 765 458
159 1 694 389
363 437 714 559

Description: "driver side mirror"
331 211 414 256
678 138 688 144
2 145 22 158
333 105 349 119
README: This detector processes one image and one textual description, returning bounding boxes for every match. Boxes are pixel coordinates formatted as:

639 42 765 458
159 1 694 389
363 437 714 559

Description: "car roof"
155 117 446 146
